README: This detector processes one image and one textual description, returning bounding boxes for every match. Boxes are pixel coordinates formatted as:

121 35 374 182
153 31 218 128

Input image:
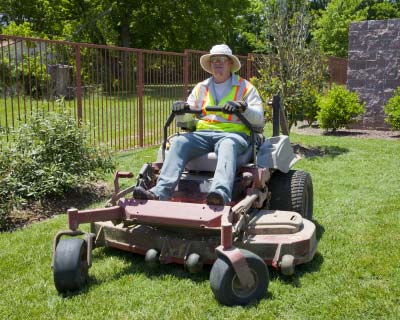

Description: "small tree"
253 0 328 132
316 84 365 132
384 87 400 130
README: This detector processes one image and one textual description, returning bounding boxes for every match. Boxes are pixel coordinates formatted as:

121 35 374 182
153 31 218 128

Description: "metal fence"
0 35 347 150
328 56 348 85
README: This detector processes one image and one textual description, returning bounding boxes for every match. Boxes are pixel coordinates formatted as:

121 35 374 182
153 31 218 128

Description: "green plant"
0 54 50 98
317 84 365 131
0 110 115 228
384 87 400 130
301 84 319 126
18 55 51 98
0 152 19 227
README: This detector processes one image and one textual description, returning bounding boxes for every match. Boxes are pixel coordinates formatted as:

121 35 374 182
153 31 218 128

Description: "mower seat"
156 134 254 172
185 146 253 172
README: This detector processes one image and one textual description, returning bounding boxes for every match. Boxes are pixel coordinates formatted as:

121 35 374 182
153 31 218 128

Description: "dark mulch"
1 182 112 232
292 123 400 140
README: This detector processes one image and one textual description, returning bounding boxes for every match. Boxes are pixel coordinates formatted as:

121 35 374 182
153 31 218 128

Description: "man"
133 44 264 206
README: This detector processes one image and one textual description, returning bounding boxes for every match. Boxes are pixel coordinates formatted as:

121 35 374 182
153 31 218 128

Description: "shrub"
0 110 115 228
316 84 365 131
300 85 319 126
384 87 400 130
0 152 20 228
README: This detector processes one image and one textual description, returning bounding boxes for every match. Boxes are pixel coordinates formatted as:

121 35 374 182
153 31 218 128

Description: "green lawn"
0 133 399 319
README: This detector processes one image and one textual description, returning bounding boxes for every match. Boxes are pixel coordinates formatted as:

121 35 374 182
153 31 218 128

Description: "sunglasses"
210 56 231 64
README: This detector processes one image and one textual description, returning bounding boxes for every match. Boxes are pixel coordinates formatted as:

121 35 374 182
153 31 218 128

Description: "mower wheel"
53 238 89 293
186 253 203 273
145 249 160 267
268 170 313 220
280 254 295 276
210 249 269 306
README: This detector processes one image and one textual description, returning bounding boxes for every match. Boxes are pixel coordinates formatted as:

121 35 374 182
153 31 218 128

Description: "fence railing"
0 35 347 150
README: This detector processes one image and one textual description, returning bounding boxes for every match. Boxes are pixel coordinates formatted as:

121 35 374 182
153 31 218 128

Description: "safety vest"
193 74 254 135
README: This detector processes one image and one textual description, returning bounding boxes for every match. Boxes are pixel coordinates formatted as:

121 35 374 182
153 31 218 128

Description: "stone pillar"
347 19 400 129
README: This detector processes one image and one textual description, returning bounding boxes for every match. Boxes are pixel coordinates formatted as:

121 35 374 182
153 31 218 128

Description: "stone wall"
347 19 400 129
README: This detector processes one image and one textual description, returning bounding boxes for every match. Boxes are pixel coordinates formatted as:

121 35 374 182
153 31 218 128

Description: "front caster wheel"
53 238 89 293
280 254 295 276
209 249 269 306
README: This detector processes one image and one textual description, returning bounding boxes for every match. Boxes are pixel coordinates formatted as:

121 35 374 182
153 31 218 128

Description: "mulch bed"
292 123 400 140
1 182 111 232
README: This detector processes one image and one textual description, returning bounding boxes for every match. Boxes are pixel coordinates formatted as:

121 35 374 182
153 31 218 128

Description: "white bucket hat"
200 44 241 74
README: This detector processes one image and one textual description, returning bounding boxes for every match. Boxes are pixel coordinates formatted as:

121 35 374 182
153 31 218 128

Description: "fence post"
183 50 189 98
137 50 144 147
75 44 82 123
247 53 252 80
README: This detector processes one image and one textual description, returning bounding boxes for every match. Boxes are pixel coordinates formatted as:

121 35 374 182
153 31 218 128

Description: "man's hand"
172 101 190 114
222 101 248 114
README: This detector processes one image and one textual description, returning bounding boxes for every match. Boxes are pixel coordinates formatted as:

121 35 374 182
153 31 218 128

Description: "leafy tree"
366 1 400 19
0 0 251 52
0 21 44 38
0 0 67 38
233 0 267 53
312 0 367 58
308 0 331 10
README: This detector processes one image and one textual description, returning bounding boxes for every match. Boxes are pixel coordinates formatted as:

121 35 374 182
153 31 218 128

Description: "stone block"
385 67 399 80
365 79 384 90
350 21 368 32
388 19 400 30
347 69 372 81
347 79 365 88
379 29 398 39
385 79 400 89
388 39 400 50
376 50 398 60
348 51 376 61
348 60 366 70
368 20 388 30
365 60 379 70
348 33 362 48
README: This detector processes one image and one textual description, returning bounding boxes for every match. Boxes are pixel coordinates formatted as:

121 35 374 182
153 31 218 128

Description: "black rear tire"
53 238 88 293
210 249 269 306
268 170 313 220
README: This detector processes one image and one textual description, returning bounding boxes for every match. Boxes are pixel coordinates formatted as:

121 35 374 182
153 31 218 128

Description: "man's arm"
243 85 265 129
186 83 201 110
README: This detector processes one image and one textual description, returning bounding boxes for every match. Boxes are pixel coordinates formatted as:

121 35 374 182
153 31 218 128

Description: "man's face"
210 55 232 83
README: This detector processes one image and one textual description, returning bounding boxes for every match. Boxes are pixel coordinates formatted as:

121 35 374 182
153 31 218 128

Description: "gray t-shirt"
212 78 232 105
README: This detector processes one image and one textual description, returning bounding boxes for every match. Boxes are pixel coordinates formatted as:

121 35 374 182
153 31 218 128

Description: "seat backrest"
256 135 300 173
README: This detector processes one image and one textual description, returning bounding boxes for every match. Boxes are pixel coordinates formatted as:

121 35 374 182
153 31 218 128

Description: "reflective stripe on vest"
195 75 253 135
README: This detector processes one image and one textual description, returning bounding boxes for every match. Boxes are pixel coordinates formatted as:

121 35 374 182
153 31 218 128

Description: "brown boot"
133 186 159 200
206 191 225 206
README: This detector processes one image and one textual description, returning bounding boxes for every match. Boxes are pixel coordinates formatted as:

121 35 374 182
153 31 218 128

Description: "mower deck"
90 205 317 269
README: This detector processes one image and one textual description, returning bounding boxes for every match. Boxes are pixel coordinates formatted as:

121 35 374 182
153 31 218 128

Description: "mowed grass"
0 133 400 319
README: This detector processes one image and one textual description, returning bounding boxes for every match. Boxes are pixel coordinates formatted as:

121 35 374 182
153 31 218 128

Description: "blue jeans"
151 131 249 202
